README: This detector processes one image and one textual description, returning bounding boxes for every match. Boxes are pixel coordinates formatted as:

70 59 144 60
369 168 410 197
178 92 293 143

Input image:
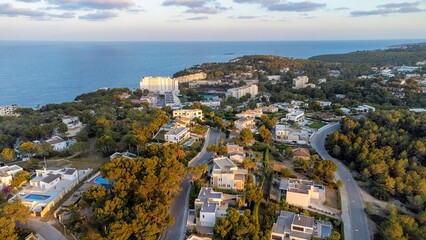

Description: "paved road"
28 219 67 240
310 123 371 240
161 128 221 240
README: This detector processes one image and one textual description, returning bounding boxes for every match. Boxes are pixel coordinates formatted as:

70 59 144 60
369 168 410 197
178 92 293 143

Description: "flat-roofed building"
271 211 315 240
164 92 182 109
173 109 203 120
234 117 256 132
293 76 316 89
226 84 258 99
140 76 179 94
0 165 23 186
280 178 325 209
236 108 263 118
194 187 225 227
285 111 305 124
165 127 190 143
211 157 247 191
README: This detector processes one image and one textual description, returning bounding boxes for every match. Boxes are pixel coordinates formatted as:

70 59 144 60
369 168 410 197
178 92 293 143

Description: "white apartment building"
318 101 332 107
285 111 305 124
164 92 182 109
280 178 325 209
234 117 256 132
226 84 258 99
210 157 248 191
140 76 179 94
271 211 315 240
0 104 19 116
173 109 203 120
0 165 23 186
293 76 316 89
355 105 376 112
46 136 68 151
165 127 190 143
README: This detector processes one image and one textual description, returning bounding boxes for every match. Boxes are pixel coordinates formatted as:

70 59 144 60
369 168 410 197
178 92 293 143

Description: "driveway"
310 123 371 240
28 219 67 240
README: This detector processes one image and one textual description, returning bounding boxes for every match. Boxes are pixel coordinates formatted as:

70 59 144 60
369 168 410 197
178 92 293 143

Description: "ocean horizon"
1 39 424 107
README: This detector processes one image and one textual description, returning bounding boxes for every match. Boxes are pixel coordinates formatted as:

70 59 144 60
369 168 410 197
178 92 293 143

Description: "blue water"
0 40 424 107
321 225 332 238
94 176 110 185
25 194 50 201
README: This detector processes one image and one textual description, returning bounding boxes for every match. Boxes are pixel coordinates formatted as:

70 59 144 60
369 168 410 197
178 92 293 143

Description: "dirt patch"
324 187 339 209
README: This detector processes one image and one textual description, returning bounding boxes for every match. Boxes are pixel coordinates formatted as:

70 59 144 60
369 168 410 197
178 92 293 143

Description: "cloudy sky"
1 0 425 41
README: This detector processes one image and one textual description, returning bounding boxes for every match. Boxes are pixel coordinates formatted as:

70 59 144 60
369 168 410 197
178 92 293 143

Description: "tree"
243 157 257 172
258 125 272 143
0 148 14 162
207 144 219 155
245 175 262 207
0 217 17 240
1 200 30 225
280 168 293 178
18 142 38 156
328 231 341 240
260 114 277 130
187 164 208 183
240 129 254 145
10 171 31 188
313 160 337 182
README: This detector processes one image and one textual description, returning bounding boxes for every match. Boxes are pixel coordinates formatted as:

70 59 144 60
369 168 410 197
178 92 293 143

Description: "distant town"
0 48 425 240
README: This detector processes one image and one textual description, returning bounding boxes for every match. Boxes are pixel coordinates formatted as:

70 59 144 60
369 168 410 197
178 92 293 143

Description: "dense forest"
310 43 426 66
326 111 426 239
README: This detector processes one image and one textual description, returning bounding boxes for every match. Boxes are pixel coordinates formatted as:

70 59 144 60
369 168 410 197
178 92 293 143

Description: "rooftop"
166 127 188 136
272 211 294 234
293 214 315 228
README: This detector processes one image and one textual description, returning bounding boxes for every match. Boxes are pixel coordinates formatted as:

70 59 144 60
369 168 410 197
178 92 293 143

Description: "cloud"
267 1 326 12
78 11 117 20
46 0 135 10
233 15 259 19
233 0 326 12
0 3 46 17
186 16 208 20
351 1 424 16
163 0 228 14
334 7 349 11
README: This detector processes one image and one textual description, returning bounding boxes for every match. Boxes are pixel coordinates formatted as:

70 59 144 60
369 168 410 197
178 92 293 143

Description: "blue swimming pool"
25 194 50 201
94 177 110 185
321 225 332 238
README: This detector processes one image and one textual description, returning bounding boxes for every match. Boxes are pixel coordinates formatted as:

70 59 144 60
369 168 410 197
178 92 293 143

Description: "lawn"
308 122 326 129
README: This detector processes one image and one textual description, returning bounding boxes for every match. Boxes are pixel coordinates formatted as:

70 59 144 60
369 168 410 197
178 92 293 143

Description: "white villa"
0 165 23 187
271 211 315 240
234 117 256 132
236 108 263 118
274 125 310 145
280 178 325 209
62 116 84 137
195 187 229 227
173 109 203 121
15 167 92 217
46 136 69 151
165 127 190 143
284 111 305 124
210 157 247 191
355 105 376 112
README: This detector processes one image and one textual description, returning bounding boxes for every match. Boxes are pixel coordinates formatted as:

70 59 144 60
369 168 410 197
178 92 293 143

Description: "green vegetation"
310 43 426 66
0 199 31 239
308 122 326 129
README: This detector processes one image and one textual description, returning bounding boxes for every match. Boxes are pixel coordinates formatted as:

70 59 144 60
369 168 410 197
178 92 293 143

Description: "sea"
0 40 424 107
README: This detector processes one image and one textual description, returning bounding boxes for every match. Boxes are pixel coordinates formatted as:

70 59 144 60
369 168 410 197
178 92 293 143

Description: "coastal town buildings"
292 76 315 89
165 127 190 143
62 116 84 137
0 104 19 116
226 84 258 99
274 125 310 144
234 117 256 132
284 110 305 124
355 105 376 112
194 187 228 227
45 136 70 151
271 211 315 240
164 92 182 109
226 143 245 163
293 148 311 160
140 76 179 94
236 108 263 118
210 157 248 191
280 178 325 209
173 109 203 121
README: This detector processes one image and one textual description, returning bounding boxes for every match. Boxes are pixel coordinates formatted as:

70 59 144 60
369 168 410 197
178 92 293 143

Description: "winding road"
310 123 371 240
161 128 222 240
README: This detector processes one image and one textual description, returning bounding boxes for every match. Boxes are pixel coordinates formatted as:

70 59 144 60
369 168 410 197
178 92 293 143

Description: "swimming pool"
321 225 332 238
25 194 50 201
94 177 110 185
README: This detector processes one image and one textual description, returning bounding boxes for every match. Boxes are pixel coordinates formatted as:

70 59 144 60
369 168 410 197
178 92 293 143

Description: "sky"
0 0 425 41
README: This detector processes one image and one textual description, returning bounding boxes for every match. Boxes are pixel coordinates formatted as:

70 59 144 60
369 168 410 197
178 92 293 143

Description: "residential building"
164 91 182 109
271 211 315 240
355 105 375 112
173 109 203 121
189 80 220 88
46 136 69 151
397 66 421 72
318 101 332 108
62 116 84 137
285 111 305 124
160 123 176 131
318 78 327 84
133 95 158 107
226 84 258 99
226 143 245 163
200 97 221 108
274 125 310 144
173 72 207 83
236 108 263 118
293 76 315 89
0 104 19 116
16 167 92 217
165 127 190 143
140 76 179 94
186 235 212 240
328 70 341 77
195 187 227 227
293 148 311 160
175 117 191 128
263 105 279 113
234 117 256 132
0 165 23 186
280 178 325 209
109 152 137 160
210 157 248 191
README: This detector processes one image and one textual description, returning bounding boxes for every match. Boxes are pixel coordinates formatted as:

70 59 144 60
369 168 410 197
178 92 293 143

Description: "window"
292 226 304 232
202 215 204 218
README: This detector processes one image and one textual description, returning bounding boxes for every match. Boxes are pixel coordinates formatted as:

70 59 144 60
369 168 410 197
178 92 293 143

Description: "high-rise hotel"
140 76 179 94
